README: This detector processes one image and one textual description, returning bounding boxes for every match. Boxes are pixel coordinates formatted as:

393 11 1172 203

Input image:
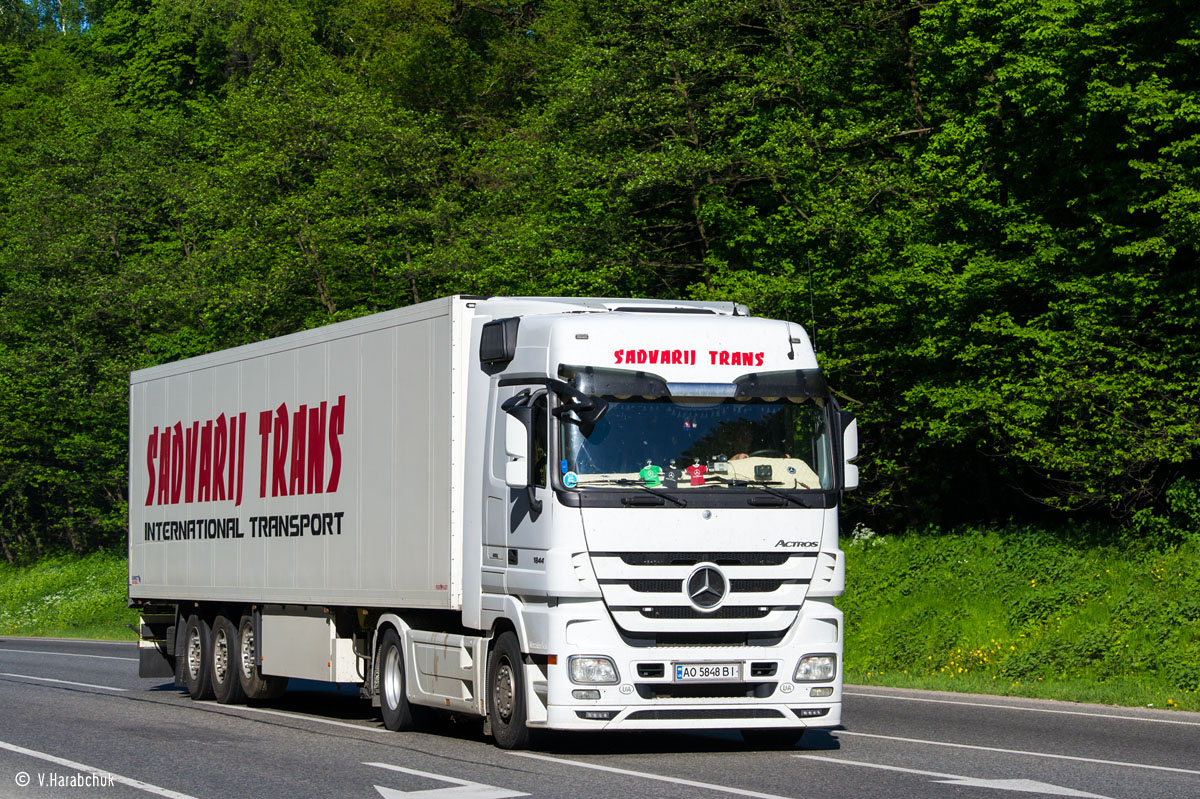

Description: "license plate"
674 662 743 682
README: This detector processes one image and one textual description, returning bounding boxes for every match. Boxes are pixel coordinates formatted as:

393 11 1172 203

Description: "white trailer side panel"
129 298 465 609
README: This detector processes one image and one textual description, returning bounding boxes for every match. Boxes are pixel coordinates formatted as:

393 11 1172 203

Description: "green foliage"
0 0 1198 557
843 524 1200 709
0 551 137 638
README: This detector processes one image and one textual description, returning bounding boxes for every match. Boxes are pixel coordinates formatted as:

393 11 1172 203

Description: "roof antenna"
786 320 795 360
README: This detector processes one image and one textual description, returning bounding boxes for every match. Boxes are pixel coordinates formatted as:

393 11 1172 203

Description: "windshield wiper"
575 478 687 507
614 479 687 507
726 479 805 507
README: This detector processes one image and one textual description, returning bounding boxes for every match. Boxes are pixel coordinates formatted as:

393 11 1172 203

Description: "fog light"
793 707 829 718
575 710 617 720
572 689 601 700
810 686 834 698
794 654 837 682
569 655 619 684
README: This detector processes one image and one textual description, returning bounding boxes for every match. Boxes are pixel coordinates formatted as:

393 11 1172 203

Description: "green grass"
4 527 1199 713
0 552 138 640
841 525 1200 711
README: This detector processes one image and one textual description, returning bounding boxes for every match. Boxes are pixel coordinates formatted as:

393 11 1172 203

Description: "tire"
377 628 422 731
237 614 288 701
740 728 804 749
211 614 247 705
487 631 531 750
182 615 214 700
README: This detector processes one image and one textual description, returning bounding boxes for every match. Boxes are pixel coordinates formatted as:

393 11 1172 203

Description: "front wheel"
487 632 531 750
377 628 421 731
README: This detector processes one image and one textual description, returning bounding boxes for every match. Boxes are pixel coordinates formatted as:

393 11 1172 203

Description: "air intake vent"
636 663 665 678
627 709 783 721
635 683 776 700
619 552 792 567
627 579 683 593
637 606 773 620
732 580 786 592
619 630 788 647
611 307 716 315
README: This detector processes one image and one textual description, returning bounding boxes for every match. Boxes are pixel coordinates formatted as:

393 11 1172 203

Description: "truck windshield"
557 377 834 492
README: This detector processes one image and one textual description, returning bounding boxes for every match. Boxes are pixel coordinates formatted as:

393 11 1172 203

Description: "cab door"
483 385 550 595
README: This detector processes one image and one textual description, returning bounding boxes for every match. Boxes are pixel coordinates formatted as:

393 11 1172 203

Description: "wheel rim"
240 625 256 681
383 645 402 710
187 628 202 681
494 657 515 723
213 628 229 684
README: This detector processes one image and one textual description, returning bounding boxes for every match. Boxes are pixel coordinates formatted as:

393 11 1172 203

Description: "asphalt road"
1 638 1198 799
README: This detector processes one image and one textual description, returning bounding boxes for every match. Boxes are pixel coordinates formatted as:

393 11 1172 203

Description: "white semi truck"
129 295 858 748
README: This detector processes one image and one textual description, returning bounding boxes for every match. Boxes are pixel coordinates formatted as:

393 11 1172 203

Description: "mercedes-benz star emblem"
686 564 728 611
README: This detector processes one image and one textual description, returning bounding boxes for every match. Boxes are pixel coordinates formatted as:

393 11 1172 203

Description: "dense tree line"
0 0 1197 559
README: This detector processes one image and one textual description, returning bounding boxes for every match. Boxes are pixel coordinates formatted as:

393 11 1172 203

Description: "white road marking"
366 763 527 798
797 754 1113 798
832 730 1200 775
509 751 798 799
0 647 137 662
845 690 1200 727
0 739 199 798
1 672 129 691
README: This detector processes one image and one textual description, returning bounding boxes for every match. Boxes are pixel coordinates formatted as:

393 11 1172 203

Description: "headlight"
568 655 619 684
794 654 837 682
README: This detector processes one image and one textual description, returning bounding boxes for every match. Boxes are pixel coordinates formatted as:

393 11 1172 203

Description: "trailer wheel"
237 614 288 701
740 728 803 749
378 628 423 731
183 615 214 700
211 614 247 705
487 632 531 750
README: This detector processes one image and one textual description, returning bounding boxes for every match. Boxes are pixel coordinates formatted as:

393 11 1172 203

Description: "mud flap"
137 610 176 679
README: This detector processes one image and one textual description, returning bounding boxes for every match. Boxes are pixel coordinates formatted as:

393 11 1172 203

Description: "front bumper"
525 598 843 731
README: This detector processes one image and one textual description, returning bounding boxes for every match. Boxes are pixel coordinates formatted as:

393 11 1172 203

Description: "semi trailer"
129 295 859 748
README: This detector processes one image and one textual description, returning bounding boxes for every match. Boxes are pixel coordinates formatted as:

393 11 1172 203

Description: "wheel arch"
370 613 413 705
483 596 533 655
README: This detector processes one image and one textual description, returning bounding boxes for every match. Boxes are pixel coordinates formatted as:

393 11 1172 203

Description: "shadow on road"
147 677 843 754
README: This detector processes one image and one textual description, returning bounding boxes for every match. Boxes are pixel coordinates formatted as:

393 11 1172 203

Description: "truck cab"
456 298 857 747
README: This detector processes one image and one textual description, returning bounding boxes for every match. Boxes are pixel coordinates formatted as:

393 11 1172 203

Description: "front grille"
731 579 786 592
618 552 793 566
637 606 774 620
623 578 789 593
596 549 811 637
627 708 784 721
751 662 778 677
627 579 682 593
619 630 788 647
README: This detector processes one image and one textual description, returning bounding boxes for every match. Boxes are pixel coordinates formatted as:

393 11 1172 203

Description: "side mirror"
841 413 859 491
504 414 528 488
500 392 543 514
